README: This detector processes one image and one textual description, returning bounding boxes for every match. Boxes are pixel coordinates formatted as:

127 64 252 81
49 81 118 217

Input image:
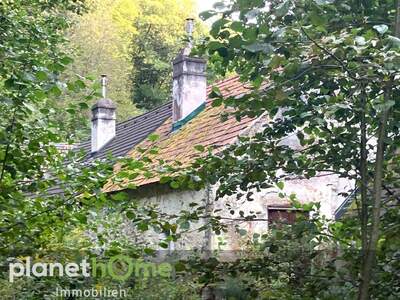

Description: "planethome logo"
8 255 173 283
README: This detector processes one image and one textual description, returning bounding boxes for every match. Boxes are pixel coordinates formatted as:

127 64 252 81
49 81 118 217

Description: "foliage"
65 0 141 126
1 0 399 299
129 0 201 110
194 0 400 298
0 0 82 247
0 0 133 259
66 0 199 119
0 0 204 298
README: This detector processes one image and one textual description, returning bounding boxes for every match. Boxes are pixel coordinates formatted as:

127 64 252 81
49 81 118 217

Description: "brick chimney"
91 75 116 153
172 18 207 130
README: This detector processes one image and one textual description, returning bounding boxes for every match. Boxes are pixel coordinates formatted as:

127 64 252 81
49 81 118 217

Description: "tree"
0 0 115 255
66 0 199 117
196 0 400 298
129 0 200 110
0 3 204 298
65 0 141 123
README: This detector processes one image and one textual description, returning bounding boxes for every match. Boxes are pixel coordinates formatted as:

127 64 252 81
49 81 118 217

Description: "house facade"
82 34 353 251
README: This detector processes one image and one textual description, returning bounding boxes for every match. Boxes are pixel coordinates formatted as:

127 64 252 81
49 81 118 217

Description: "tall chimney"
172 18 207 130
91 75 116 153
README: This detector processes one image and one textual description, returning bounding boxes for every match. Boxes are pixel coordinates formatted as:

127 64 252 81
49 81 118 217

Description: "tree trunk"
359 87 369 260
358 2 399 298
357 86 391 299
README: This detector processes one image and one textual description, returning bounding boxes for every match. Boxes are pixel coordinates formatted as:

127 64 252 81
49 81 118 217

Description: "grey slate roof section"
79 101 172 160
334 189 357 220
41 102 172 197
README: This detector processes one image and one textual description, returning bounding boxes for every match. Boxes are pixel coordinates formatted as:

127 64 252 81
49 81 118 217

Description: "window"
267 206 308 225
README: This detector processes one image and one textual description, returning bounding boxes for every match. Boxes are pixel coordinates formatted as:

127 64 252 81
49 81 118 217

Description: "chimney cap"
185 18 194 36
92 98 116 110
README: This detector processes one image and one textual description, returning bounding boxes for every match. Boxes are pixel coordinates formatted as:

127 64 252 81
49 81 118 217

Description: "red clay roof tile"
104 76 255 191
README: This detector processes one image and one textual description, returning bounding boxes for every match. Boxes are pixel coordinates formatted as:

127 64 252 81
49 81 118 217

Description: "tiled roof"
79 102 172 160
105 76 256 191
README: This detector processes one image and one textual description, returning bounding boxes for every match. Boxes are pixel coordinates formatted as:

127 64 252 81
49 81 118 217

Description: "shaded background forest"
58 0 204 137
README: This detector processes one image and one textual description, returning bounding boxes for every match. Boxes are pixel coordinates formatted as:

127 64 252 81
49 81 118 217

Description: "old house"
78 20 353 251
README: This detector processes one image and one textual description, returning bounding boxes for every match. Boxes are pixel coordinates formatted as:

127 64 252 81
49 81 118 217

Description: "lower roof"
78 102 172 160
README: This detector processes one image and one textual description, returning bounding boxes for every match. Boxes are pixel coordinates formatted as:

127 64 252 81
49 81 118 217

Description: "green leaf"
159 241 169 248
160 176 171 184
35 71 48 81
78 102 89 109
252 76 263 88
4 78 14 88
76 213 87 224
75 79 85 89
269 55 285 68
373 24 388 35
387 35 400 48
243 27 258 42
60 56 73 65
275 0 290 17
242 42 274 54
275 89 287 101
194 145 205 152
174 261 186 272
308 169 316 177
111 192 128 201
209 86 222 98
148 133 160 142
208 41 225 51
49 62 66 72
67 82 76 91
144 248 155 255
277 182 284 190
138 222 149 231
230 21 244 32
180 221 190 230
33 90 46 100
126 211 136 219
210 18 229 38
170 181 180 189
49 85 62 97
284 61 300 76
211 98 223 107
238 229 247 236
199 10 216 20
309 11 327 26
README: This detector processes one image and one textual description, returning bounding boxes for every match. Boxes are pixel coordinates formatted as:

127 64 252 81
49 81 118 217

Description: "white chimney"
91 75 116 153
172 18 207 130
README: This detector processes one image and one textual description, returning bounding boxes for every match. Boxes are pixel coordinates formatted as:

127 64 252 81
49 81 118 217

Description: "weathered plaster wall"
124 185 211 251
123 173 352 251
122 113 353 251
210 173 353 250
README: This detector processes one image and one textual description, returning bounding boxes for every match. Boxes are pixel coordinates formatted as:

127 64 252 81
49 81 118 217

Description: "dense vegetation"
195 0 400 298
0 0 399 299
66 0 198 120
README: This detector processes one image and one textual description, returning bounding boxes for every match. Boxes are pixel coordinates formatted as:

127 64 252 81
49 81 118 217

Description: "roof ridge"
116 101 172 127
117 76 239 127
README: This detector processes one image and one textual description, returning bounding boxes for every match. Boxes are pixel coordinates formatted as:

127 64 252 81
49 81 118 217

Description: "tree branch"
300 27 360 81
